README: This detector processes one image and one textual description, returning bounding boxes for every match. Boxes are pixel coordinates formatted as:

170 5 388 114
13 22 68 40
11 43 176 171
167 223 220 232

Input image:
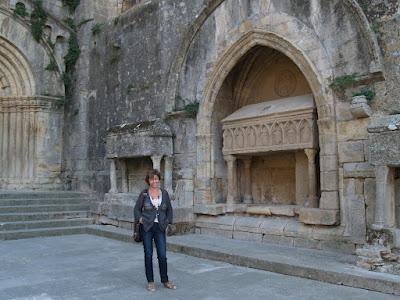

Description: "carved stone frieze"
222 95 317 155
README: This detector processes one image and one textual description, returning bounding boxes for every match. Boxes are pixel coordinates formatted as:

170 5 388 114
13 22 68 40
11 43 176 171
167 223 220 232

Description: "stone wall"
10 0 398 248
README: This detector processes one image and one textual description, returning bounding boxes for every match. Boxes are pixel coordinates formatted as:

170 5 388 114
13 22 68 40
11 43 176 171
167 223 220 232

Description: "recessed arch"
194 30 338 208
167 0 383 113
0 36 36 96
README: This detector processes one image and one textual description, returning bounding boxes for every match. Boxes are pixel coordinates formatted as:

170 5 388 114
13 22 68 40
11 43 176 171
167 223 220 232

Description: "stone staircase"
0 191 94 240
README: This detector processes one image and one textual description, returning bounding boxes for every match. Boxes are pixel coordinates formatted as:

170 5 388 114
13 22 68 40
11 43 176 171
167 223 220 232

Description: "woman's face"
149 175 160 189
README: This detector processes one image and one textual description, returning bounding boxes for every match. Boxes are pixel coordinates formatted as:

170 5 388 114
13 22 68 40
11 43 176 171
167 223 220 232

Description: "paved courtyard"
0 234 398 300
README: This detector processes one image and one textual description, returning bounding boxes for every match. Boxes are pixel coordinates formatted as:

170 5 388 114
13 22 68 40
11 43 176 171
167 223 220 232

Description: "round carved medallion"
275 70 296 97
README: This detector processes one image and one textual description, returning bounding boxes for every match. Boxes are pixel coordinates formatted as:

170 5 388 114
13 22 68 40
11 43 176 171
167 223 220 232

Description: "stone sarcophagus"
220 94 322 218
221 94 317 155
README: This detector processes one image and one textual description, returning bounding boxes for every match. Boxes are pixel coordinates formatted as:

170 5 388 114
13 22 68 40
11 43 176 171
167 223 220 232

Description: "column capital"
224 155 236 162
304 148 317 160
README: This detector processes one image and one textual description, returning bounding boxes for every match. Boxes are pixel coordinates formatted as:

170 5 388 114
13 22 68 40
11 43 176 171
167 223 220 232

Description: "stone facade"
1 0 400 254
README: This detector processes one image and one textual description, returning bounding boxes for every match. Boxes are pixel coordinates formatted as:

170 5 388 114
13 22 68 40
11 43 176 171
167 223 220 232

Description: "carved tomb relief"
222 94 318 207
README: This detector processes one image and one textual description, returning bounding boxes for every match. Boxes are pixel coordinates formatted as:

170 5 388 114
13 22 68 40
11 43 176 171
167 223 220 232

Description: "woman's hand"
139 217 144 224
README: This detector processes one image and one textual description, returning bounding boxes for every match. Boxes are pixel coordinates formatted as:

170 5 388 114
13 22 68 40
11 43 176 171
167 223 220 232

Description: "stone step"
0 226 89 240
0 211 90 222
0 191 90 199
0 198 93 206
0 218 94 231
85 225 400 296
0 204 90 213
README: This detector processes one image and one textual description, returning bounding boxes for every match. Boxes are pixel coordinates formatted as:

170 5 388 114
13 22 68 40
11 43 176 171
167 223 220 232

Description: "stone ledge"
193 204 226 215
343 162 374 178
246 205 299 217
299 208 340 225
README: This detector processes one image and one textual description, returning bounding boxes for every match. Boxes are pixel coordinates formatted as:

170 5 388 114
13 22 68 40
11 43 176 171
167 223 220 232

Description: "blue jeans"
143 222 168 283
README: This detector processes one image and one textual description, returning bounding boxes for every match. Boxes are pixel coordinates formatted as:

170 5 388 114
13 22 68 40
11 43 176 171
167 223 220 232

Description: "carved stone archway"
195 30 339 222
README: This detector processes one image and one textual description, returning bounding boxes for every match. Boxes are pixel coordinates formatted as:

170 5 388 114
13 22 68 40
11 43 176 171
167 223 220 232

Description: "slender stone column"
242 158 253 204
119 159 128 192
151 155 162 171
304 149 318 208
371 166 390 230
109 158 118 193
164 155 173 196
224 155 238 204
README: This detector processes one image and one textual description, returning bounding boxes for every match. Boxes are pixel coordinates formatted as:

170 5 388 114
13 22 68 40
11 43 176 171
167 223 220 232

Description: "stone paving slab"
86 225 400 296
0 234 399 300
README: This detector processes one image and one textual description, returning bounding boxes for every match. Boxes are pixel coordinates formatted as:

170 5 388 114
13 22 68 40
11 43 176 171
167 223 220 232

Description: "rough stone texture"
298 208 340 226
343 162 375 178
338 141 365 164
337 119 370 142
368 115 400 166
365 178 377 228
3 0 400 254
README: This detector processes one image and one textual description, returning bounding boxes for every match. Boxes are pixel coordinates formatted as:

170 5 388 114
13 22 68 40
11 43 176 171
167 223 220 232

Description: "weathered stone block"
320 171 339 191
312 225 345 241
320 155 338 172
262 234 293 247
337 119 369 142
247 205 296 217
233 230 262 242
343 178 364 196
338 141 365 163
234 217 263 233
193 204 226 216
259 217 289 236
283 219 314 237
344 195 366 243
293 237 321 250
299 208 339 225
364 178 376 227
319 191 339 210
343 162 374 178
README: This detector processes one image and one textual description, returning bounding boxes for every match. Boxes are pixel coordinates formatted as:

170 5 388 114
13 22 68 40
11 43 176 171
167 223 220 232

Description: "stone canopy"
106 119 173 159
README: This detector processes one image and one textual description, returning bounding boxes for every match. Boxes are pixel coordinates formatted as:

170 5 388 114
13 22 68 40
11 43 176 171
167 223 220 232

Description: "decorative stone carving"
222 95 317 155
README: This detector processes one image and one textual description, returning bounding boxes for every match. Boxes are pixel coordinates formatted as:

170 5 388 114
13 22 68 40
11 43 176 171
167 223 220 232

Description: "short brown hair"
145 169 161 185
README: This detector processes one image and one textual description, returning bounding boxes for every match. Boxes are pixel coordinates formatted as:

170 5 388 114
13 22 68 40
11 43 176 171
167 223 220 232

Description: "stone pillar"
119 159 128 192
224 155 238 205
304 149 318 208
164 155 173 196
242 158 253 204
151 155 162 171
372 165 395 229
109 158 118 193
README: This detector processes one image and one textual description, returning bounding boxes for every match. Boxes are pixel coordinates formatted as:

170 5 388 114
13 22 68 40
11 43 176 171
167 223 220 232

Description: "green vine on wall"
11 0 84 107
13 2 28 17
30 0 48 42
62 0 81 13
329 73 358 93
353 87 375 102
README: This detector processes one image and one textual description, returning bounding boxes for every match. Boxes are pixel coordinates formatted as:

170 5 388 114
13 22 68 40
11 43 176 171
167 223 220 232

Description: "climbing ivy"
62 0 80 13
13 2 28 17
30 0 48 42
45 58 59 72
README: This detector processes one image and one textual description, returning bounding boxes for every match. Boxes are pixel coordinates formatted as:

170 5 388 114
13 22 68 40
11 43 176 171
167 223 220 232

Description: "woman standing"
134 169 176 292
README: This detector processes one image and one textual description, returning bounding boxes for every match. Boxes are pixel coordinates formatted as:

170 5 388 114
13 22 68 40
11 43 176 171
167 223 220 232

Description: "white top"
150 190 162 223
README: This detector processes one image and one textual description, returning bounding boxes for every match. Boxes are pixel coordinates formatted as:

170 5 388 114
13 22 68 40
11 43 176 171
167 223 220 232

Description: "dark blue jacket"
134 188 173 232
